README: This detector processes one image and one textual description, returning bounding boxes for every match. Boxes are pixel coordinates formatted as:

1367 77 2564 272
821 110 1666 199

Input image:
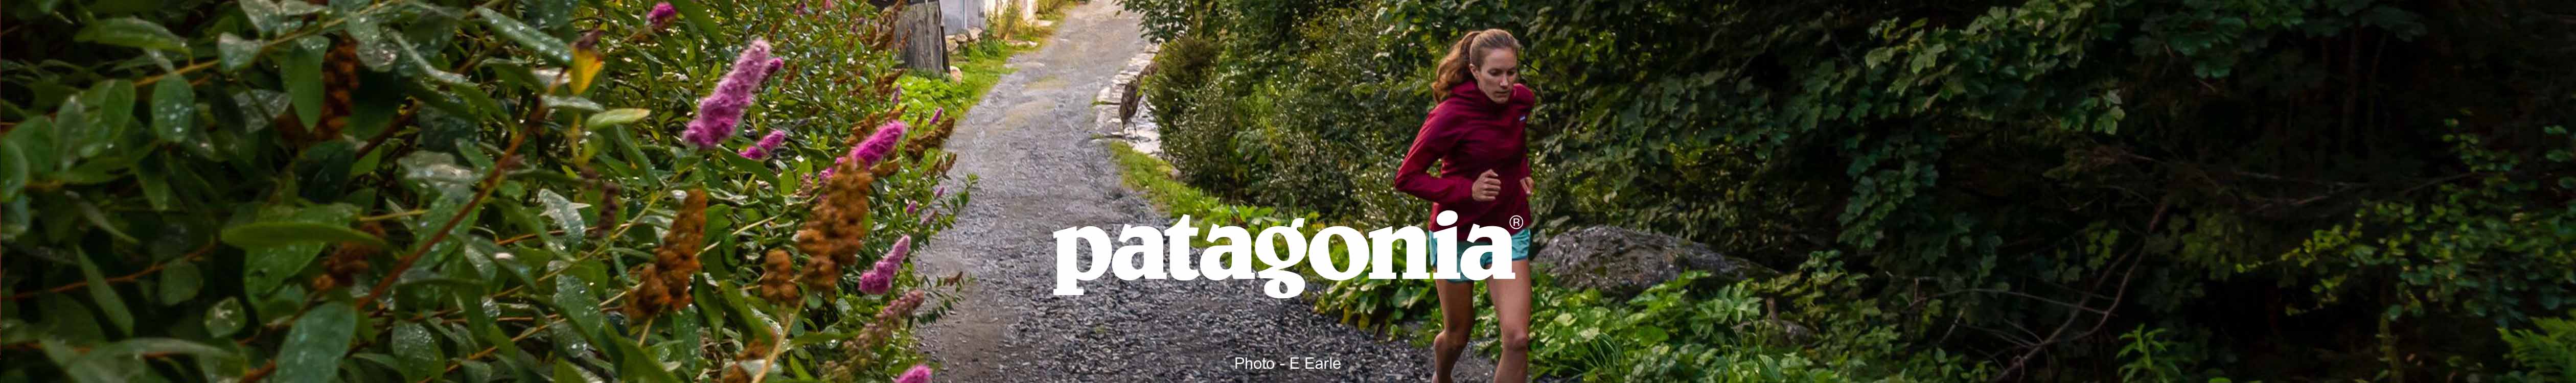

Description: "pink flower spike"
897 365 931 383
848 121 908 166
763 58 786 84
738 130 788 159
858 271 891 295
682 39 775 149
905 201 920 216
884 235 911 265
647 3 677 31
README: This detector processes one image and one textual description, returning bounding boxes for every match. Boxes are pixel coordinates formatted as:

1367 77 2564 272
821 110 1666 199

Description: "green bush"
0 1 975 381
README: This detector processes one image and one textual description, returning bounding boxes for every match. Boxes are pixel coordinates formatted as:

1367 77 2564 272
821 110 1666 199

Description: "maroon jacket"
1395 81 1536 242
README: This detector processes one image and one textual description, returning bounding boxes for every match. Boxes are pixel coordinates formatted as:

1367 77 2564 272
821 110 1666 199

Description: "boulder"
1533 226 1777 298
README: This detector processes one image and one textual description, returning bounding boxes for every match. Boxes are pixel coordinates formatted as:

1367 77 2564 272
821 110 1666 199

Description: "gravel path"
908 2 1507 381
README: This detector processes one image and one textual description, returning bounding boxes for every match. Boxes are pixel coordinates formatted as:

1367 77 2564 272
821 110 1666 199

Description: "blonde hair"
1434 29 1522 92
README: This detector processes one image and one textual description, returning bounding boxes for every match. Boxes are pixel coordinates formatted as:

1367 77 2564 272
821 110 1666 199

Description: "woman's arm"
1394 111 1475 205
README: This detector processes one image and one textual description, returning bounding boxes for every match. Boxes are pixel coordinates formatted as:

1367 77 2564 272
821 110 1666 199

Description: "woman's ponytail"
1434 29 1521 92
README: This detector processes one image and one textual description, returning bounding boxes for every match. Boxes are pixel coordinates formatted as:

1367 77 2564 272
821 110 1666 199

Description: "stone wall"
1095 44 1164 156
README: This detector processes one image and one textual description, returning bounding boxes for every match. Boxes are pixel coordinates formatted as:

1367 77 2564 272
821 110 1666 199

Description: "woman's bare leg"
1485 260 1534 383
1432 278 1478 383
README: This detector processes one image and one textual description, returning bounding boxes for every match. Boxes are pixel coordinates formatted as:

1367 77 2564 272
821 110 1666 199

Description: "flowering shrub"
0 0 975 381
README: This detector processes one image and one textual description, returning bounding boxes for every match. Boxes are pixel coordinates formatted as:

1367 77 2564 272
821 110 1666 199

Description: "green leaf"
77 199 141 244
0 140 25 203
553 358 591 382
604 326 681 383
75 18 189 53
536 189 584 248
222 221 390 251
82 338 228 359
240 0 325 35
282 36 328 129
58 338 229 383
392 322 441 381
75 252 134 336
83 80 137 150
203 298 246 337
522 0 576 35
158 260 201 304
277 301 358 383
239 204 361 295
551 274 604 339
663 0 720 39
217 34 264 71
542 95 601 112
585 108 650 127
474 7 571 65
150 78 196 143
344 18 399 70
136 157 175 210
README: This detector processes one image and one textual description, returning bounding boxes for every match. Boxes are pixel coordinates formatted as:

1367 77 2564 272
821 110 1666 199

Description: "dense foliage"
1128 0 2576 380
0 0 978 381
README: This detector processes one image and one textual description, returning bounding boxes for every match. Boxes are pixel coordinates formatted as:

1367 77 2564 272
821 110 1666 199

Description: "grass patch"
894 22 1053 123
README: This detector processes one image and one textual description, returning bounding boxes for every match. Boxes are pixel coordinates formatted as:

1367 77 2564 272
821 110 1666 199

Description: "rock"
948 66 964 82
1533 226 1777 298
966 27 984 39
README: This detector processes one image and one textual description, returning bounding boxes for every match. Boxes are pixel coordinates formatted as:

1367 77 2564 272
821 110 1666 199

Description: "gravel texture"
908 2 1512 381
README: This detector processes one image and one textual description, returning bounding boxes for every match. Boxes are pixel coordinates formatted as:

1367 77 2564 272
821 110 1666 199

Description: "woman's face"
1472 49 1519 103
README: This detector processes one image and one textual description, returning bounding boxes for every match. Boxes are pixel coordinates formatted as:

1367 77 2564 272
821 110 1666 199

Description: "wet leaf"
551 274 603 339
150 77 196 143
522 0 575 35
475 7 570 65
392 322 441 381
240 0 324 35
345 13 400 69
76 18 189 53
217 34 264 71
394 34 471 85
275 301 357 383
203 298 245 337
537 189 584 248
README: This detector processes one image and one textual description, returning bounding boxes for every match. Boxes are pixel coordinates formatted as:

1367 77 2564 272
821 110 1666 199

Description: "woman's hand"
1522 177 1533 197
1472 170 1502 202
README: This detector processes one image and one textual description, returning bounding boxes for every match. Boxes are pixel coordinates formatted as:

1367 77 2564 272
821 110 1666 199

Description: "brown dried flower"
626 189 709 318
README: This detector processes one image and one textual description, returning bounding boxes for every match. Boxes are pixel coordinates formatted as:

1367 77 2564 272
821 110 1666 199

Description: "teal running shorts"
1436 228 1533 282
